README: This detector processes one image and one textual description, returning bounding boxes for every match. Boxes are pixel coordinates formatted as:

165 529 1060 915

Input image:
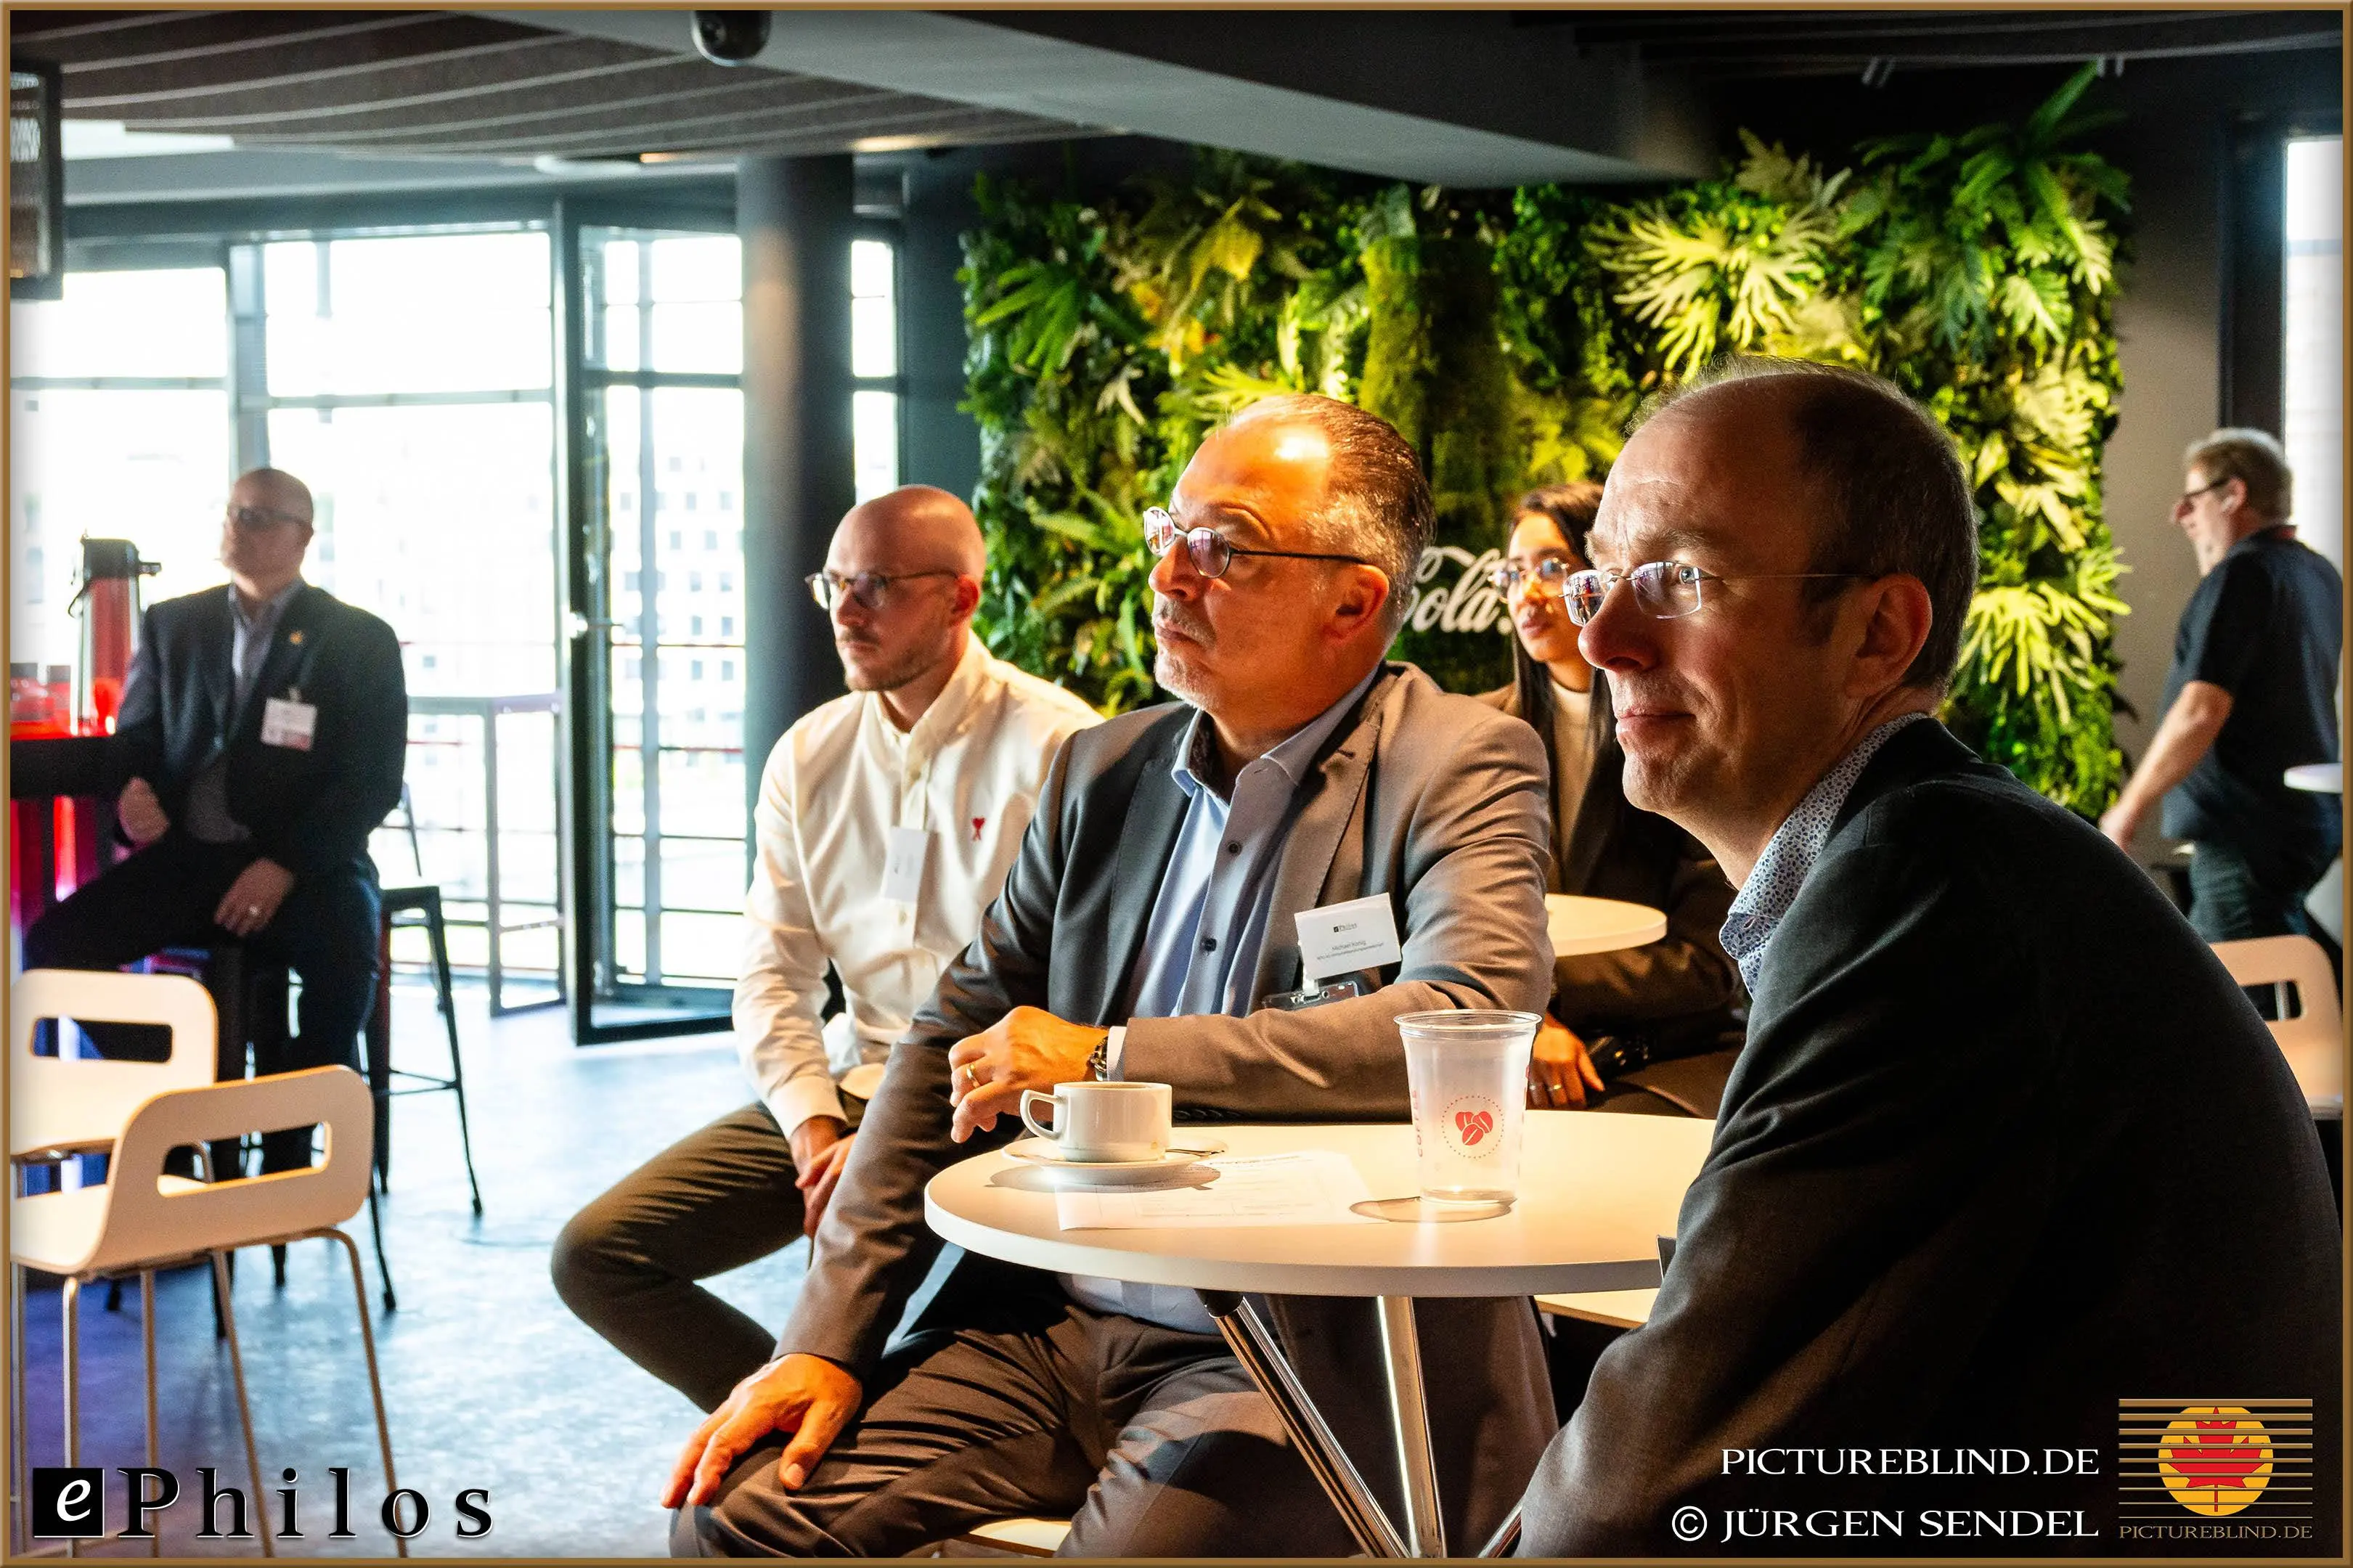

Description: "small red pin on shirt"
971 817 985 843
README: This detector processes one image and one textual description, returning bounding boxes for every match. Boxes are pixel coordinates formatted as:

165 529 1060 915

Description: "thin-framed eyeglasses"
804 568 959 612
1487 558 1580 597
225 504 308 533
2177 478 2229 508
1142 506 1368 580
1563 561 1867 626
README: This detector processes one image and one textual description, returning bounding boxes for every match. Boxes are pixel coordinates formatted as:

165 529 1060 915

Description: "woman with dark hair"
1480 483 1745 1116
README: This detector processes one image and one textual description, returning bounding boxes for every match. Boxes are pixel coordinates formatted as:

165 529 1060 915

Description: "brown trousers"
552 1103 808 1412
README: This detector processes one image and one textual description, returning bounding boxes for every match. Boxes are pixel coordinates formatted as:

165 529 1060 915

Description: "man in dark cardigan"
1516 359 2340 1556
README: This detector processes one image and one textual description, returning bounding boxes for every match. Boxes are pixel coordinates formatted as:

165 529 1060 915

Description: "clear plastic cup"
1397 1010 1540 1204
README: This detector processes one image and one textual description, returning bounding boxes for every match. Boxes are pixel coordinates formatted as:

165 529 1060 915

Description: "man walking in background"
2101 429 2342 943
553 485 1098 1413
23 466 408 1175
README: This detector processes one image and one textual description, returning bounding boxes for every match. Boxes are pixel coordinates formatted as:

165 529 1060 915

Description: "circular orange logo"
2158 1406 2274 1516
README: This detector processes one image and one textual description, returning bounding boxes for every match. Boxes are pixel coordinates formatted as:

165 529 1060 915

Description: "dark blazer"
111 582 408 878
1519 721 2342 1555
783 663 1560 1546
1481 684 1743 1069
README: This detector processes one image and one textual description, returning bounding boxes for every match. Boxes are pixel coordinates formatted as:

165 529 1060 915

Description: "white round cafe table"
1546 893 1667 956
2285 762 2343 793
926 1114 1713 1556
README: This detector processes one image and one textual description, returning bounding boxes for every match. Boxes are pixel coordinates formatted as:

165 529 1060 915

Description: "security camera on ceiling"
691 11 772 66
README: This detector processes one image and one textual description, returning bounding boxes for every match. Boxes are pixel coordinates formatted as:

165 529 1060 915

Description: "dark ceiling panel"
236 80 898 152
1542 8 2339 75
35 7 1093 160
68 30 628 112
13 11 437 69
202 62 786 142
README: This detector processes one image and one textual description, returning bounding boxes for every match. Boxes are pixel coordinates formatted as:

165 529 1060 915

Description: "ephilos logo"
1442 1095 1502 1159
2118 1399 2313 1528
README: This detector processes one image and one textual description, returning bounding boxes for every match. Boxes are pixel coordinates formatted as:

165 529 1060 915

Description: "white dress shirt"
735 637 1101 1139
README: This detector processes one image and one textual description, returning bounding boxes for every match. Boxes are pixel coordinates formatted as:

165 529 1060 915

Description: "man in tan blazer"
665 395 1558 1556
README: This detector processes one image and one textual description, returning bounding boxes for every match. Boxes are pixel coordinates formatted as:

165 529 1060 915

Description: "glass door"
568 224 746 1040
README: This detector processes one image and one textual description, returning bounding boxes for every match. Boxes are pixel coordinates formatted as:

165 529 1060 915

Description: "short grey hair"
2185 428 2293 523
1638 356 1980 693
1223 393 1432 636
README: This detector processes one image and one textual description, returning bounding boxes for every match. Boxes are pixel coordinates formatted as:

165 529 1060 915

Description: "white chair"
951 1516 1072 1556
2211 936 2346 1119
10 969 216 1556
10 973 399 1559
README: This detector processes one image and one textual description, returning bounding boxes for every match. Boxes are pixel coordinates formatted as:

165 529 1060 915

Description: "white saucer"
1002 1136 1227 1187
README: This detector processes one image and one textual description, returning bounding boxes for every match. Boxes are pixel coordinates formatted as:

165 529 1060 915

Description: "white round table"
926 1114 1713 1556
1546 894 1667 956
2285 762 2343 793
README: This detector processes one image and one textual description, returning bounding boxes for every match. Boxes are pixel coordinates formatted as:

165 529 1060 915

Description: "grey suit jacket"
778 661 1559 1544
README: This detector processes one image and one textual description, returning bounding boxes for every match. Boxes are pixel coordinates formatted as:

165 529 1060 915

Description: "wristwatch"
1086 1032 1112 1081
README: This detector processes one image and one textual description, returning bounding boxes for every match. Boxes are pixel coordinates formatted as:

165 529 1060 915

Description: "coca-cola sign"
1406 545 1514 640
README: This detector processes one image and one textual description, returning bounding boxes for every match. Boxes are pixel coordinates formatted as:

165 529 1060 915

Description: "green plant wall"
961 66 2132 810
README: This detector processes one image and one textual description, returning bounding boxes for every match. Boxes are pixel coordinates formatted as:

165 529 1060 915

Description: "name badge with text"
881 825 927 907
1294 894 1403 984
260 697 317 751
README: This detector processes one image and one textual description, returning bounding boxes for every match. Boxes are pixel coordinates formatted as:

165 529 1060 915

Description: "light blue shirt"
1123 663 1380 1021
184 578 304 844
1719 713 1930 994
1064 663 1380 1334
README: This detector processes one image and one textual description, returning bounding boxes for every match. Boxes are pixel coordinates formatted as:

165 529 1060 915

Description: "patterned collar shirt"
1719 712 1931 995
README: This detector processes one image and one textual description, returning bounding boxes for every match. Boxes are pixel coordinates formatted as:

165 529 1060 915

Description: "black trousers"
23 831 381 1173
670 1278 1355 1559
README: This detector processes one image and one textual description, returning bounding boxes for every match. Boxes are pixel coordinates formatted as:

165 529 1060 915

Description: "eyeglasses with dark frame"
804 568 961 612
2177 478 2230 509
1562 561 1867 626
1142 506 1369 580
224 504 309 534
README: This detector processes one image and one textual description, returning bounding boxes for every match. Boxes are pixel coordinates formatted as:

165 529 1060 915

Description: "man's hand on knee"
662 1352 862 1510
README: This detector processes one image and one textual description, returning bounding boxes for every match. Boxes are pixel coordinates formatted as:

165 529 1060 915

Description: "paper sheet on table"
1056 1151 1381 1230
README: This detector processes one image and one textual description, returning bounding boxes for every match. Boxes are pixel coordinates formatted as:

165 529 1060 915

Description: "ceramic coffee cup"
1019 1080 1173 1162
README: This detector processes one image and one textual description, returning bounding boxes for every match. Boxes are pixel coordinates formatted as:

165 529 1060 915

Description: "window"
851 237 900 502
589 228 750 987
9 267 232 670
261 232 557 699
2284 136 2342 573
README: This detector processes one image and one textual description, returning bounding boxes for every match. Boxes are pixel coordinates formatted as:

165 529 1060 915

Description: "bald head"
221 465 316 600
232 467 314 525
823 485 987 703
832 485 984 580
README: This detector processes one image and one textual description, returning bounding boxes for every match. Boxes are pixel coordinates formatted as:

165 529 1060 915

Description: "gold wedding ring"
962 1063 981 1089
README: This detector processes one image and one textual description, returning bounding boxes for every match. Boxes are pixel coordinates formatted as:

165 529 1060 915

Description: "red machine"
9 537 159 937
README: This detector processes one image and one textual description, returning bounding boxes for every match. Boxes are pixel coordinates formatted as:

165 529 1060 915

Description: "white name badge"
1294 894 1403 984
881 825 927 907
260 697 318 751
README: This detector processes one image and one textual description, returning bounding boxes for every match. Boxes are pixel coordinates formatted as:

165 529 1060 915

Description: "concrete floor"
15 987 810 1557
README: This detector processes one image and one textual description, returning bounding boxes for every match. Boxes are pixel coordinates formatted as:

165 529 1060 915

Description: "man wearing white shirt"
553 486 1098 1411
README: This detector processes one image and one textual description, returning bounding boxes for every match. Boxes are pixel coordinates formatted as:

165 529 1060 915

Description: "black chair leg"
426 897 484 1217
105 1280 122 1312
365 1184 396 1313
270 1245 288 1288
